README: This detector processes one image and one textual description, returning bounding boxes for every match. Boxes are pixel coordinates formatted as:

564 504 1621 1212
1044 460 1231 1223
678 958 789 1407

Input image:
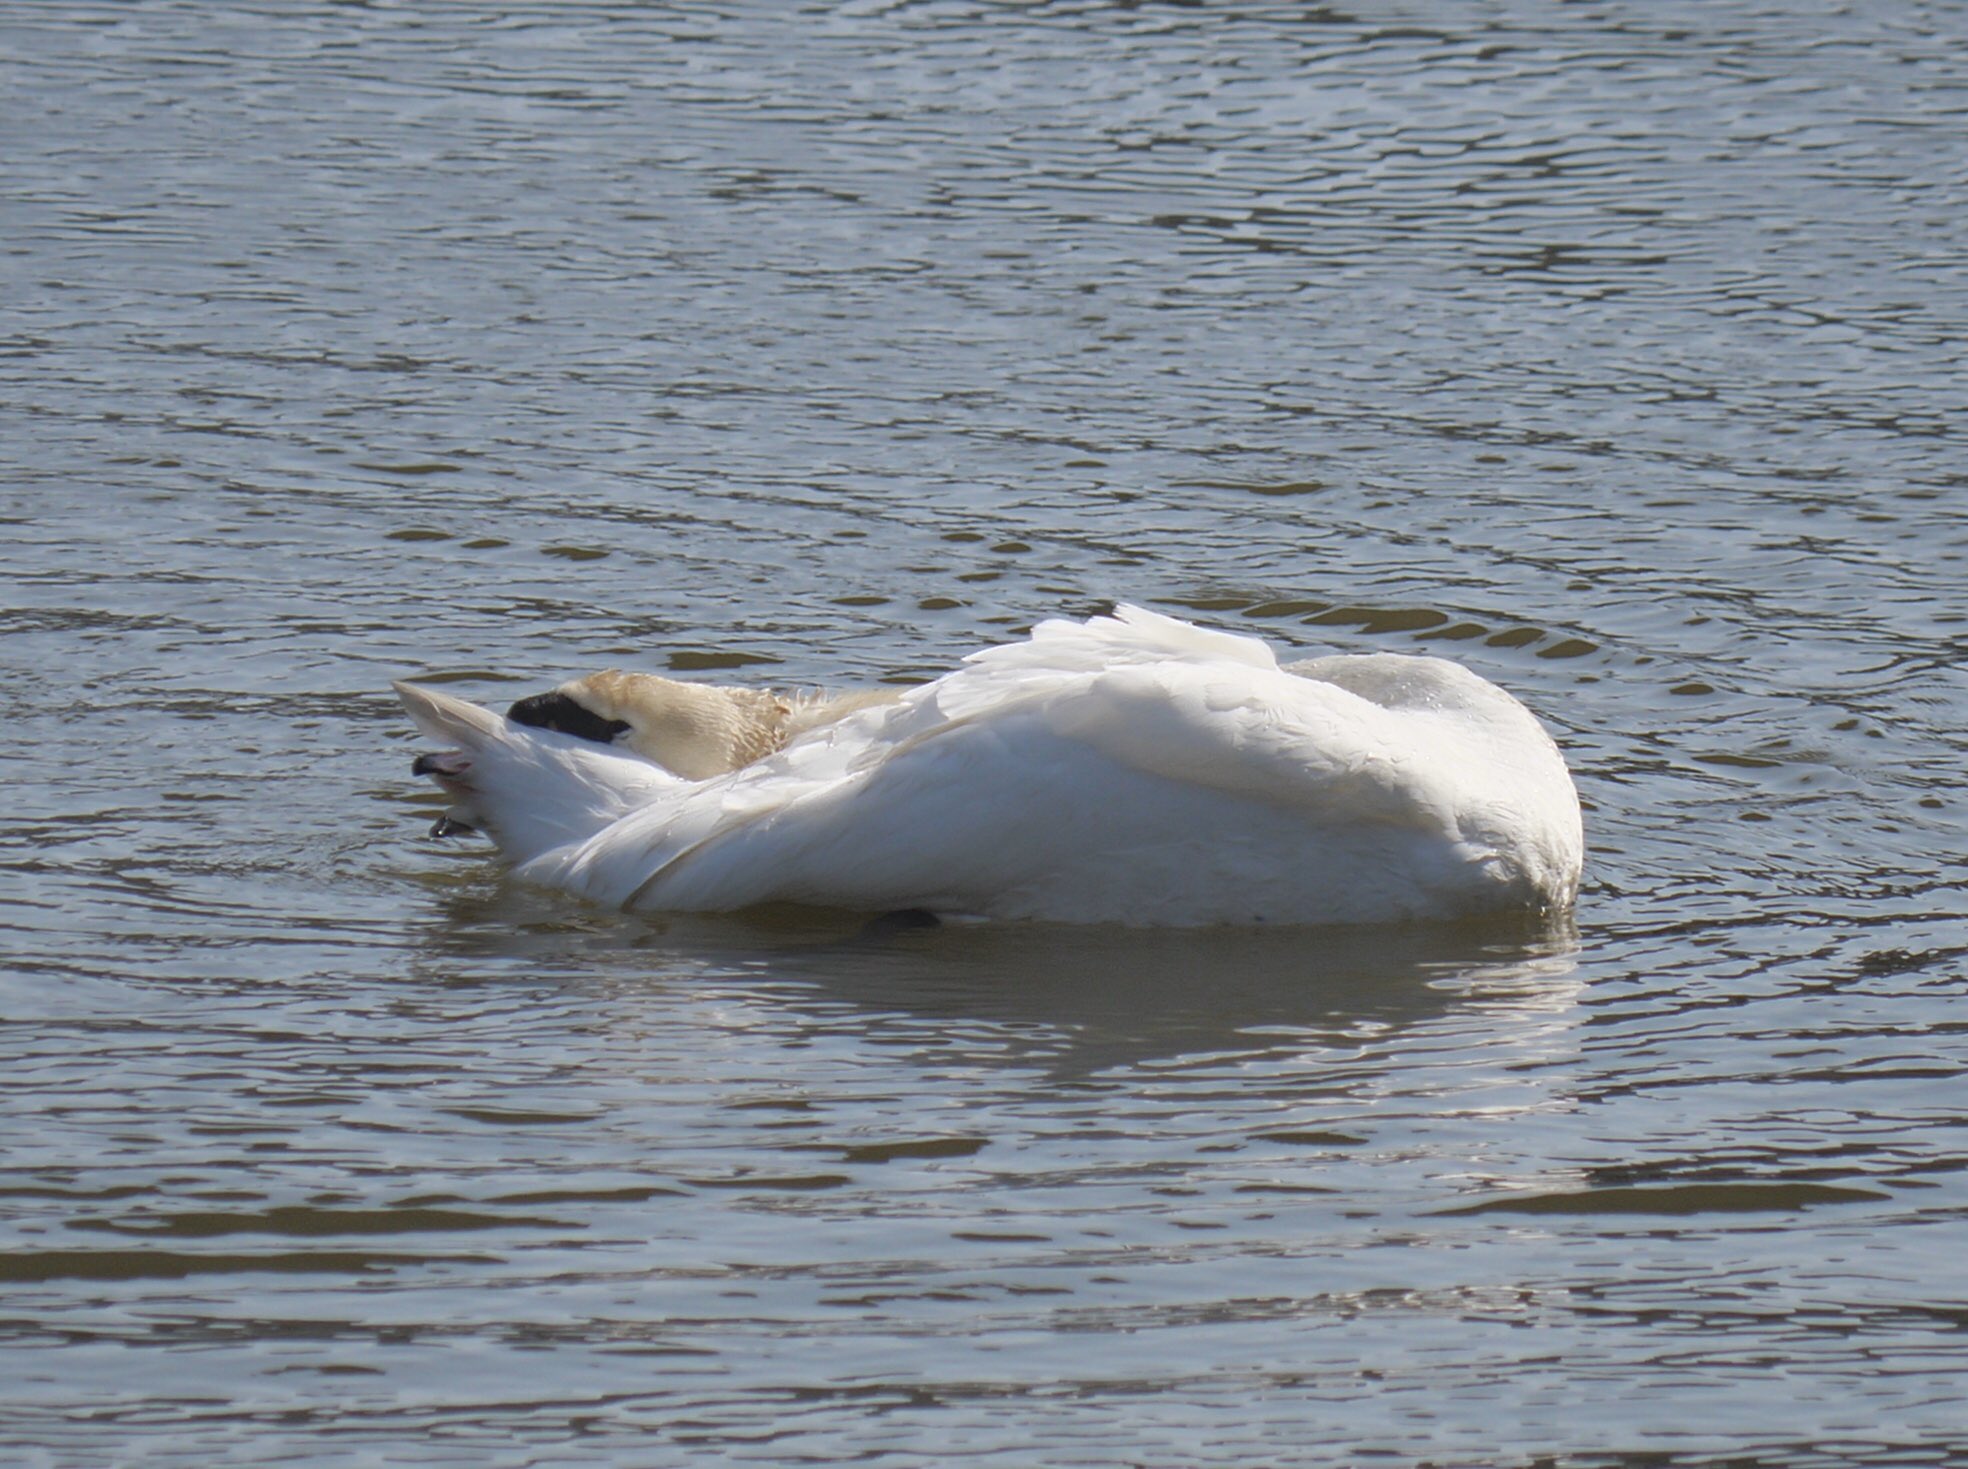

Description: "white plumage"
396 605 1583 926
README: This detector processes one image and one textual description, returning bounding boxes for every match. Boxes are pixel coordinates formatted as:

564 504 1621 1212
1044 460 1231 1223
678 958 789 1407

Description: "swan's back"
401 607 1583 926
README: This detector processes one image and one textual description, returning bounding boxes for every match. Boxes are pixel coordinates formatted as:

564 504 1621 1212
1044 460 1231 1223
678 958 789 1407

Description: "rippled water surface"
6 2 1968 1464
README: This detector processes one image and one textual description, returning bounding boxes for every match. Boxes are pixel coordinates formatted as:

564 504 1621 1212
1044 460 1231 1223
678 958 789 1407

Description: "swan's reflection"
409 876 1581 1077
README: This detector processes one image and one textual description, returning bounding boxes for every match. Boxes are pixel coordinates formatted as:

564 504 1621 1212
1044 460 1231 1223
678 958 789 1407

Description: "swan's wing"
961 603 1276 677
1035 660 1464 826
924 603 1277 727
527 659 1481 917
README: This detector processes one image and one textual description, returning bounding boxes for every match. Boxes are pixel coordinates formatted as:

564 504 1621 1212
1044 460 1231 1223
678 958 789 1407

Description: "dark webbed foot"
856 908 942 940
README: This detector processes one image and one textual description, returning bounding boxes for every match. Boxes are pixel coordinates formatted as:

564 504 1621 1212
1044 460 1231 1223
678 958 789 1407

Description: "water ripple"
4 2 1967 1464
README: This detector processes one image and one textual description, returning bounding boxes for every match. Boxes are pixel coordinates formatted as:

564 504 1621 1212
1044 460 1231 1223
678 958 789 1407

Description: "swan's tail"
394 682 676 867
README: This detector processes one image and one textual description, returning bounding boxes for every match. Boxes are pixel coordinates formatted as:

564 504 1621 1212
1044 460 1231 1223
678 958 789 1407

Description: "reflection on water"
5 1 1968 1464
419 887 1583 1075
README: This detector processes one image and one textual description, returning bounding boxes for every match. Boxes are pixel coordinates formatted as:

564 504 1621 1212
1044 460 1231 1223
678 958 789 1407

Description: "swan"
395 605 1583 926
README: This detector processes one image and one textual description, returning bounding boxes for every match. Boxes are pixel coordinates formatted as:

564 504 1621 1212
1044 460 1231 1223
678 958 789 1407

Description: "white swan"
395 605 1583 926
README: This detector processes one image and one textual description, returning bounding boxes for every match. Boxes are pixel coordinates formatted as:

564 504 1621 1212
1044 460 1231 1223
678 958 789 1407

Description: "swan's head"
507 670 789 780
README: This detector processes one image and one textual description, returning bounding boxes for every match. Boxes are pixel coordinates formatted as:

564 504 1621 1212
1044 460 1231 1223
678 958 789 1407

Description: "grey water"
4 2 1966 1464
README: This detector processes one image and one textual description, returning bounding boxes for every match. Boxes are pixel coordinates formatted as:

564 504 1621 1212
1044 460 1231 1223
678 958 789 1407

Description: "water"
4 2 1967 1463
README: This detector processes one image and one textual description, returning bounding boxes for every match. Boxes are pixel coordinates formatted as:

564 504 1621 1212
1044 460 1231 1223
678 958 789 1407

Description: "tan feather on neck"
560 671 897 780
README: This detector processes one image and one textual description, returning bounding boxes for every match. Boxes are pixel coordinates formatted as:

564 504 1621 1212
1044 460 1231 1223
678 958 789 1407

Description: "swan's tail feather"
394 679 507 748
395 681 677 866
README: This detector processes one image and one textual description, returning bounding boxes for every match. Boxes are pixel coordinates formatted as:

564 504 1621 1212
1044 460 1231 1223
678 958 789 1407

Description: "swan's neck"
572 671 790 779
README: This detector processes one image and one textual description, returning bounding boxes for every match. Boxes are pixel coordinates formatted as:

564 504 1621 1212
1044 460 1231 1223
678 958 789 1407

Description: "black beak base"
507 691 632 746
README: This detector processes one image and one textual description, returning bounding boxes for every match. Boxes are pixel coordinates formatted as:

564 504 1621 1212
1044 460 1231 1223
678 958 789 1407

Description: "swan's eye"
507 691 632 747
